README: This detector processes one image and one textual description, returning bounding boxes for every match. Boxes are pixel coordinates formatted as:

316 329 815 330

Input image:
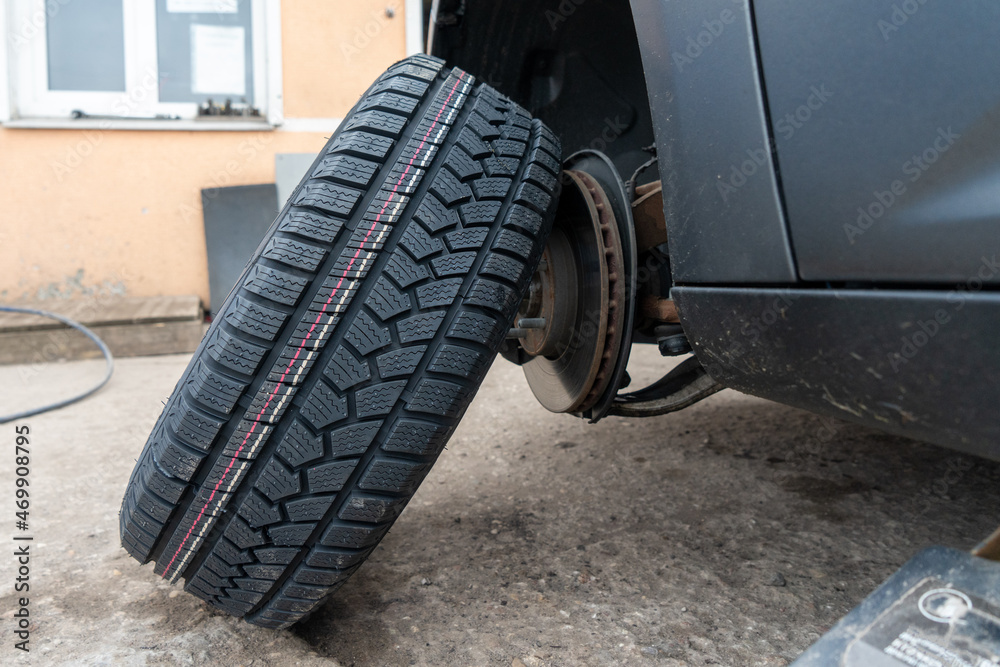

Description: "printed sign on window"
190 24 246 96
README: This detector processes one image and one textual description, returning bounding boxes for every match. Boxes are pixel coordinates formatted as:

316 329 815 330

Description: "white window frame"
258 0 425 134
404 0 423 57
0 1 10 123
0 0 283 131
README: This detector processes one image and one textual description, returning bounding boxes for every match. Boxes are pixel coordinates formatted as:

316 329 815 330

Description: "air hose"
0 305 114 423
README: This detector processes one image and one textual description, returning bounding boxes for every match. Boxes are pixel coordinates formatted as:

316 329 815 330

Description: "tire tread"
120 55 561 629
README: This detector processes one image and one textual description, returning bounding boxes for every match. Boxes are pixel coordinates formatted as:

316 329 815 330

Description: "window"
1 0 282 129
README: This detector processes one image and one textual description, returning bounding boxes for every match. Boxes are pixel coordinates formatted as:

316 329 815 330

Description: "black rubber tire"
119 54 561 628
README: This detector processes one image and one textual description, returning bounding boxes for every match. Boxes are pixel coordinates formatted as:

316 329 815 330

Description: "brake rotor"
518 170 626 414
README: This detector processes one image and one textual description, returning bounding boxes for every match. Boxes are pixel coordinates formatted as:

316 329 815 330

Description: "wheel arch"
428 0 655 182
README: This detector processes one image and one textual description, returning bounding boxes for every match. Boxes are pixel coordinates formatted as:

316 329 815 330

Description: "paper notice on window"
190 24 246 96
167 0 237 13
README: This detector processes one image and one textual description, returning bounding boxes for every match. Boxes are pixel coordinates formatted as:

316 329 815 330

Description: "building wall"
0 0 409 307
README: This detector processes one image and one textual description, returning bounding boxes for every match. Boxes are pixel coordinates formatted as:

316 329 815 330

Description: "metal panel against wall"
275 153 317 209
201 184 278 315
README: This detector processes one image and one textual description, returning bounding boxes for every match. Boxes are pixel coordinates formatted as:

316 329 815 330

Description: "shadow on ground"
2 351 996 666
292 374 1000 667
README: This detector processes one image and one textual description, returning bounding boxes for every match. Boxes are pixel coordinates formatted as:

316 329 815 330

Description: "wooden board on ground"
0 296 206 364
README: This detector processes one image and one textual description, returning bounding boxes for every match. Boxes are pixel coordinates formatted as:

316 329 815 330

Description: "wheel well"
429 0 655 180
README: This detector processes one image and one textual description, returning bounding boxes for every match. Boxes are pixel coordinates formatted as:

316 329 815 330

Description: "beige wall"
0 0 409 307
283 0 407 118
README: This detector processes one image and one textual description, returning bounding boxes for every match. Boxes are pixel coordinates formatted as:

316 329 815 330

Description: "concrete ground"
0 347 998 666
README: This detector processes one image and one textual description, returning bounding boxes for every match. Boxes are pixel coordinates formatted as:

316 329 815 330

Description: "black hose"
0 305 115 423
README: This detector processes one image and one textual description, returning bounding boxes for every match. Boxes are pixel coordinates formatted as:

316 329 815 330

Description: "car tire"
119 54 561 628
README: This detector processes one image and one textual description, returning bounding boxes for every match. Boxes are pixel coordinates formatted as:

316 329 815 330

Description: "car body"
429 0 1000 459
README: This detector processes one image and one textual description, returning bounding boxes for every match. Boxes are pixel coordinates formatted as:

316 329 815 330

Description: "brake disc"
517 169 626 414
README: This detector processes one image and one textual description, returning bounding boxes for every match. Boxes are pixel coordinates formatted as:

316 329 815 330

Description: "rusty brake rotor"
516 169 626 415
